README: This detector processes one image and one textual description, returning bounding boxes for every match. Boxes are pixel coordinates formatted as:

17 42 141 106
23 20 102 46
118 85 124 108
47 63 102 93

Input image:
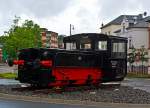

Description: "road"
0 98 105 108
0 98 150 108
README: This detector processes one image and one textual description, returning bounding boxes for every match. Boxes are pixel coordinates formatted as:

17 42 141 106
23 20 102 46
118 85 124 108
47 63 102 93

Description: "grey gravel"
0 84 150 104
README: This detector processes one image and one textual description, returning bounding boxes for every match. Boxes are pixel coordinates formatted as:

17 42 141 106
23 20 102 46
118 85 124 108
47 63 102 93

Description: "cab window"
98 41 107 50
113 43 125 52
80 43 91 49
66 43 76 50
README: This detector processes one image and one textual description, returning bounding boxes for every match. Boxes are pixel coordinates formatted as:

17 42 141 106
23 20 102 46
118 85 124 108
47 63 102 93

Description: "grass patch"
0 72 17 79
127 72 150 78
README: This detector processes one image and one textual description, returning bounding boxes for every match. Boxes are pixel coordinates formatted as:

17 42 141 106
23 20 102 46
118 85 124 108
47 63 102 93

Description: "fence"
127 65 148 75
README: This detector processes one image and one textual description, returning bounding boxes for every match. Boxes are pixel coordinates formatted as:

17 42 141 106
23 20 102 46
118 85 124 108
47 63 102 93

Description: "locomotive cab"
63 33 127 82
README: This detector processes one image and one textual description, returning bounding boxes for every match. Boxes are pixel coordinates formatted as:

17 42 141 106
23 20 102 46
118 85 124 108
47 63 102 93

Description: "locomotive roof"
63 33 127 42
19 47 96 54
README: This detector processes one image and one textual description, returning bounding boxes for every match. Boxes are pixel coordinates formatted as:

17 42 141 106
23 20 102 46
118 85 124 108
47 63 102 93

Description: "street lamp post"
70 24 74 36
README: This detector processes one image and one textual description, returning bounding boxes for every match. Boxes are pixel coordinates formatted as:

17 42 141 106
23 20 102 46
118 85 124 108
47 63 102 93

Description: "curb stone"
0 93 150 108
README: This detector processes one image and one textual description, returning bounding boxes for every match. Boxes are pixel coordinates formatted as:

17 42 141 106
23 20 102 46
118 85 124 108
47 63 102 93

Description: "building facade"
101 14 150 48
101 24 122 35
40 28 58 48
101 14 150 74
101 14 145 35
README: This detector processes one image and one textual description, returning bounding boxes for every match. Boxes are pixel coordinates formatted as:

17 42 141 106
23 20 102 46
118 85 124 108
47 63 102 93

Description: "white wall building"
101 14 150 74
101 14 150 49
117 22 149 49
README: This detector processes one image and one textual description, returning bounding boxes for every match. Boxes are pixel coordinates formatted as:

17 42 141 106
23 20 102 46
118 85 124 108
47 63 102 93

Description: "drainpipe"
148 26 150 74
148 27 150 49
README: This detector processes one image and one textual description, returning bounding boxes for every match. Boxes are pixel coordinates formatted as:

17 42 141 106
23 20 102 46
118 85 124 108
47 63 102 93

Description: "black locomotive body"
11 33 127 87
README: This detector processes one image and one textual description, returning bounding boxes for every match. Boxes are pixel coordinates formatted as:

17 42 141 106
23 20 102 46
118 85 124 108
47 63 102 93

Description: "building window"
129 36 133 49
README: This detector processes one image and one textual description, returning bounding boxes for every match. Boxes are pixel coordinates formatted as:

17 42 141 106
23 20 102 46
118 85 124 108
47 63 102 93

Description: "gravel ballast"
0 84 150 104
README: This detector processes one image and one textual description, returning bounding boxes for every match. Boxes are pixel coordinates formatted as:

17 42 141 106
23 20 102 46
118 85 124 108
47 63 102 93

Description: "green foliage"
3 17 41 59
0 72 17 79
140 46 149 63
58 35 65 48
128 46 149 64
0 36 8 45
58 35 65 43
128 48 136 64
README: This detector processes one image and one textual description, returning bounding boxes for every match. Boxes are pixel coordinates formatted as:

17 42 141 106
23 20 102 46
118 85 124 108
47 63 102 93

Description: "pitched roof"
101 15 142 29
114 17 150 33
143 16 150 21
131 21 149 28
144 16 150 22
126 16 150 29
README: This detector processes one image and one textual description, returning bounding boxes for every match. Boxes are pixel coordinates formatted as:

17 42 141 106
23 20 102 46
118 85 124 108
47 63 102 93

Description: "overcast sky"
0 0 150 36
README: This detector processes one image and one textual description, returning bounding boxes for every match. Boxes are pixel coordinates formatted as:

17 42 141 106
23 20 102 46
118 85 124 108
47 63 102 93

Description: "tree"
127 46 149 73
58 35 65 48
139 46 149 72
3 17 41 59
127 47 136 72
0 35 8 44
0 35 9 62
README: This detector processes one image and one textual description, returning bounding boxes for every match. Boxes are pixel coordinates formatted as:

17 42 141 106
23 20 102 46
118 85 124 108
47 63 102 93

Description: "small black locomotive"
9 33 127 87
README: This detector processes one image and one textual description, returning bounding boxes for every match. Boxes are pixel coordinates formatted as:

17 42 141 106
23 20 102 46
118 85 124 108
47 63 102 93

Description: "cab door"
109 39 127 81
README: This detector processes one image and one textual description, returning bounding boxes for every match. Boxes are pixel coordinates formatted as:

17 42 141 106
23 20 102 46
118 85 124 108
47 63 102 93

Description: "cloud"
0 0 72 17
0 0 72 35
0 0 150 35
19 0 101 35
20 0 72 17
98 0 149 24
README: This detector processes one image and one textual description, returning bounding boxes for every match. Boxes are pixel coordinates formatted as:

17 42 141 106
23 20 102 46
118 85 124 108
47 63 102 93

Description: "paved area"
0 64 17 73
122 78 150 93
0 96 150 108
0 79 21 85
0 98 99 108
